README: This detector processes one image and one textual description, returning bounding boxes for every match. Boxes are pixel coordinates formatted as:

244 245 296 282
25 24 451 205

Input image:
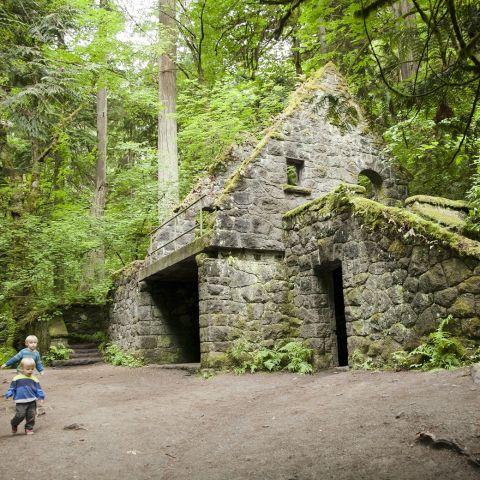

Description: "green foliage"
228 339 314 374
391 316 469 371
43 344 73 365
0 346 17 365
177 65 296 196
101 343 143 368
351 350 376 370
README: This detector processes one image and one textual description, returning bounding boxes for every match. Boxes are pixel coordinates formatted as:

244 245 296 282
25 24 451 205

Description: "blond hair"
20 357 35 368
25 335 38 344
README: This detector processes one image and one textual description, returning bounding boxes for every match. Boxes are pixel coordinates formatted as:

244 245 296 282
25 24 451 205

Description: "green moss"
201 352 231 369
409 203 466 229
388 239 408 256
285 186 480 259
282 184 312 195
283 183 365 220
157 350 182 364
405 195 471 211
48 317 68 338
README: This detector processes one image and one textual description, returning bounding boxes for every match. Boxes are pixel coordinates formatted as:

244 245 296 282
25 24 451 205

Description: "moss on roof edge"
405 194 471 211
283 185 480 259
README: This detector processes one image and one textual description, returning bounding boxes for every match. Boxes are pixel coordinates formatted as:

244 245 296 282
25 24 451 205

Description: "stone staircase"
51 343 103 367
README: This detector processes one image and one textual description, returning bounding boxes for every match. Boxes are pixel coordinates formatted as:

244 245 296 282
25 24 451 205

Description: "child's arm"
35 352 45 374
2 350 23 368
35 382 45 403
4 380 16 399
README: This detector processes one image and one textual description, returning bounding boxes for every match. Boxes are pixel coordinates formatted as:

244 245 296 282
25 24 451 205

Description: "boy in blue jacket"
4 357 45 435
1 335 45 375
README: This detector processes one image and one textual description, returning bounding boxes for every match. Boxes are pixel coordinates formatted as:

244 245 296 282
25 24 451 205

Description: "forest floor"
0 363 479 480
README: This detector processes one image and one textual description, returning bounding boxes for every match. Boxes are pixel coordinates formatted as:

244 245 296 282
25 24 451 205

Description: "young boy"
1 335 45 375
4 357 45 435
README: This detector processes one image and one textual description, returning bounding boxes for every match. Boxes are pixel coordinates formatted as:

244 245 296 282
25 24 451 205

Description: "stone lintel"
139 234 214 282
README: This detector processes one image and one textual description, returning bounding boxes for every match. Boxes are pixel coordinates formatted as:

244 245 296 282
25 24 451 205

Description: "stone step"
51 357 103 367
70 349 101 357
68 343 99 350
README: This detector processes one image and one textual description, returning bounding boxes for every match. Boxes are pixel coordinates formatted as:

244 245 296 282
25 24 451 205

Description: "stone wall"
63 304 109 337
109 261 200 363
196 250 295 368
284 190 480 367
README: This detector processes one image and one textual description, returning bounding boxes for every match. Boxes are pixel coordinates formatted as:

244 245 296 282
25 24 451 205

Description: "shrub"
43 344 73 365
101 343 143 368
0 346 17 365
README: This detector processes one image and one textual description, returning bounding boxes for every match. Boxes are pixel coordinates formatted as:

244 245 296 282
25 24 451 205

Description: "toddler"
4 357 45 434
1 335 45 374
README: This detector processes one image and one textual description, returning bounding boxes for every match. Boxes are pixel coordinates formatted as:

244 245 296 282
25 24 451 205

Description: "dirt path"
1 364 479 480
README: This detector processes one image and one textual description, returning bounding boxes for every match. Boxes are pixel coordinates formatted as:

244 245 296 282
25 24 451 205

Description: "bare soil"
1 364 479 480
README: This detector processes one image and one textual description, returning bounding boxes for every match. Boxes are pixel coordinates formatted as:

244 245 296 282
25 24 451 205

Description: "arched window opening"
358 169 383 200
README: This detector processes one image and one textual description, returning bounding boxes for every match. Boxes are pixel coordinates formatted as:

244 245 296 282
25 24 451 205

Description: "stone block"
458 276 480 294
418 264 448 293
450 294 476 317
139 336 157 349
442 258 472 287
412 292 434 312
433 288 458 308
409 247 430 276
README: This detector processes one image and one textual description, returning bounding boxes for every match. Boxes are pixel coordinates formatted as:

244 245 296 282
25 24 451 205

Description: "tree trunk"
93 87 107 219
85 86 107 282
392 0 417 81
158 0 179 219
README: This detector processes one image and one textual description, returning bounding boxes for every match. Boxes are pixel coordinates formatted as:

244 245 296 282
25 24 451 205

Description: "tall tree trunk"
158 0 179 219
392 0 417 81
86 86 107 281
93 87 107 220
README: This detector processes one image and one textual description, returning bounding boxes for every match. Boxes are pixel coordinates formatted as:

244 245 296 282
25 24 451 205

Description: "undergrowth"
351 316 479 372
0 346 17 365
101 343 143 368
392 316 478 371
228 339 314 374
43 344 73 365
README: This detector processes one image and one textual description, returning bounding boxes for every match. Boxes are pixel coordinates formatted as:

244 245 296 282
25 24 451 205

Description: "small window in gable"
286 157 304 186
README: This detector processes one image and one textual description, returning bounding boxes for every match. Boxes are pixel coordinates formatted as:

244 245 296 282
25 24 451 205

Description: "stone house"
109 63 480 369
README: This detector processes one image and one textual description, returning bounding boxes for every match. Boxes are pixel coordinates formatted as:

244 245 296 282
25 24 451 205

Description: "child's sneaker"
11 426 17 434
25 429 34 435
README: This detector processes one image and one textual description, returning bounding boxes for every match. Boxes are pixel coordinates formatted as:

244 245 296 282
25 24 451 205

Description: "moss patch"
285 186 480 259
405 195 471 211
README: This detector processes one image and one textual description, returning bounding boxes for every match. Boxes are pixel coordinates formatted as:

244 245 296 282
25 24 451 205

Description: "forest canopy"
0 0 479 341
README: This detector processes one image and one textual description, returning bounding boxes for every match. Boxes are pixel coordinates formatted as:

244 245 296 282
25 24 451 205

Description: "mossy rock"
48 317 69 338
201 352 231 369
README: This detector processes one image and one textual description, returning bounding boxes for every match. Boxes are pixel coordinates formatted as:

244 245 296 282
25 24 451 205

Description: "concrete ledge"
139 234 214 282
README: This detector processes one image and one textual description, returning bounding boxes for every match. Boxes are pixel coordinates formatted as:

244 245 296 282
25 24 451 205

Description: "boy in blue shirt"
4 357 45 435
1 335 45 375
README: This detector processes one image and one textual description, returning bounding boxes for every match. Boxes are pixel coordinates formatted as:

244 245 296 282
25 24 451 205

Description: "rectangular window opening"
286 157 304 186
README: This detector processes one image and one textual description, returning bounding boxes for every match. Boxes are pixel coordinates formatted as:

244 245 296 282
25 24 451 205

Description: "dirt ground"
0 363 479 480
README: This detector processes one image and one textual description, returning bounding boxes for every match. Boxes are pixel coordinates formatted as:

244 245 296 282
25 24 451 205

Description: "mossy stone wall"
196 251 295 368
284 200 480 367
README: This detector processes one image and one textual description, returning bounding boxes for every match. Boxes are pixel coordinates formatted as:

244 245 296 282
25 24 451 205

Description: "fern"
391 316 469 371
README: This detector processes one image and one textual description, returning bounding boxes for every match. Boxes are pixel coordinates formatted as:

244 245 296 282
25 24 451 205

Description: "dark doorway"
332 267 348 366
150 279 200 363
